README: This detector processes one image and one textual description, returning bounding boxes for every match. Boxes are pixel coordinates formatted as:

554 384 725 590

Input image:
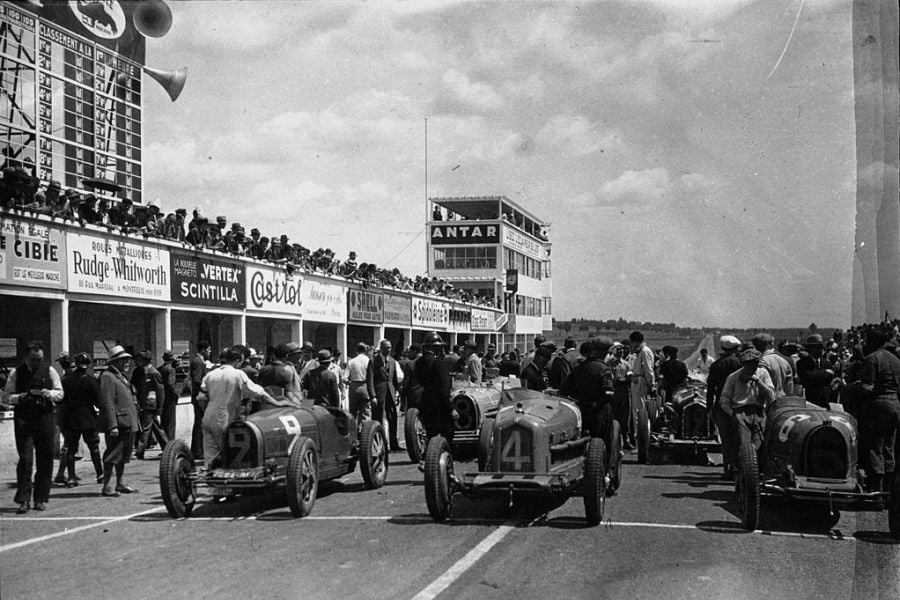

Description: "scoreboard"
1 1 145 202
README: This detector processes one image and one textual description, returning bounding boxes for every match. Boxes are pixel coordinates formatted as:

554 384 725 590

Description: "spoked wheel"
286 437 318 518
424 435 454 522
607 419 623 495
637 399 651 464
159 439 196 518
736 443 760 531
359 420 388 488
584 437 608 526
404 407 427 463
889 472 900 540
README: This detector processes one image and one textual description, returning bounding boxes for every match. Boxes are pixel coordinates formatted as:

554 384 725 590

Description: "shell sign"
348 289 383 323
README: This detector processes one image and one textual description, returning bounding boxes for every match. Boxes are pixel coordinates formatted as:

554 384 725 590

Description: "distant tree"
809 323 818 332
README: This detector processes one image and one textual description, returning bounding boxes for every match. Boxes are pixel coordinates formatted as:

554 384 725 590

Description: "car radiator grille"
224 424 259 469
454 395 477 431
498 426 533 472
681 403 708 438
804 426 847 479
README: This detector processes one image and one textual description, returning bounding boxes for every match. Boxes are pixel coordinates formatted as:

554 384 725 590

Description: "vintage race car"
159 404 388 518
636 376 719 463
404 373 519 463
423 388 622 526
735 396 899 538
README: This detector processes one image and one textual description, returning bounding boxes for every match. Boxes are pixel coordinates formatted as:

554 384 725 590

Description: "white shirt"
346 354 370 383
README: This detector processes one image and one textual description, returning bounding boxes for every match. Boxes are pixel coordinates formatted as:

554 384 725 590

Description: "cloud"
599 168 671 205
536 114 622 157
441 69 505 111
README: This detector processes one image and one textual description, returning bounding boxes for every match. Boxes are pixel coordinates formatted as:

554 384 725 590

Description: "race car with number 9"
159 404 388 518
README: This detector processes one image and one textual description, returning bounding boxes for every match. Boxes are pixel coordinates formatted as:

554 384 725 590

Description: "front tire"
584 437 607 526
359 420 388 488
424 435 454 522
637 399 651 464
286 437 318 518
159 439 195 518
404 407 427 463
736 444 760 531
607 419 623 495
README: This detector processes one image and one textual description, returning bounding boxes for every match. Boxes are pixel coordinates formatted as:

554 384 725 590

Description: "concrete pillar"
291 319 302 344
153 308 171 360
232 313 246 347
50 298 69 359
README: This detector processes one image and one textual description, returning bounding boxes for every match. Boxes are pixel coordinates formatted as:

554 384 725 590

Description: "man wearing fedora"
59 352 104 487
158 350 179 442
301 350 341 409
367 339 401 451
797 334 839 408
97 345 140 496
2 341 64 513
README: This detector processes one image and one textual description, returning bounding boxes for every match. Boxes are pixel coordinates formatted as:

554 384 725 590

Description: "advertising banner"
0 217 67 290
411 297 449 330
502 226 544 260
246 265 303 315
430 223 500 245
67 233 169 300
383 293 411 326
471 308 497 332
448 306 472 333
348 289 383 324
171 251 245 309
303 279 347 324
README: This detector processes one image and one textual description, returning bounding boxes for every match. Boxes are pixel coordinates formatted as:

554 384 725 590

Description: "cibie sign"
430 224 499 245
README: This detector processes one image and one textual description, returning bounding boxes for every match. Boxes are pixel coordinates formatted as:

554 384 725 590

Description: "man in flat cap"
707 335 744 479
720 348 775 459
131 350 165 459
301 350 341 408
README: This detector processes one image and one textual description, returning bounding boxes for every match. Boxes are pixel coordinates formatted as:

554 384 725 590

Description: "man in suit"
367 339 401 451
158 350 179 442
97 346 140 497
797 334 839 408
59 352 104 486
132 350 166 459
189 341 211 458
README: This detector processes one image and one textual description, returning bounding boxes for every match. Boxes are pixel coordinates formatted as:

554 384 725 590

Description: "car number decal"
500 429 531 471
278 415 302 453
778 414 810 443
228 428 252 466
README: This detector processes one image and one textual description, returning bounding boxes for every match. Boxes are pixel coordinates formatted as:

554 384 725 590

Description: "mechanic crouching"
719 349 776 459
561 337 616 442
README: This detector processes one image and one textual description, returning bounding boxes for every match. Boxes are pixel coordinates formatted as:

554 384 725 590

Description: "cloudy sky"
143 0 856 329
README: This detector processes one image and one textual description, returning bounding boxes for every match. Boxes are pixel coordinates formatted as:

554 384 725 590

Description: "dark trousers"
63 428 103 478
14 407 56 504
862 397 900 476
612 383 632 443
137 411 169 455
713 404 738 469
161 392 178 443
190 395 205 457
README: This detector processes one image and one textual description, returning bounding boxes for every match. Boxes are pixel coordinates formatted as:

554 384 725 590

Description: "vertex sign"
430 224 499 245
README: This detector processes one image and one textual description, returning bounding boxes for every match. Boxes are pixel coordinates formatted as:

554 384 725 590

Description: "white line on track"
0 507 162 553
410 524 515 600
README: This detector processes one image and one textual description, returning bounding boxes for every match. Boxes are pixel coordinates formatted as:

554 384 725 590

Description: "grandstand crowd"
0 168 498 307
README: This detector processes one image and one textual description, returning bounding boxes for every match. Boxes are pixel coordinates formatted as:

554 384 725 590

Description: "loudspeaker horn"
133 0 173 38
145 66 187 102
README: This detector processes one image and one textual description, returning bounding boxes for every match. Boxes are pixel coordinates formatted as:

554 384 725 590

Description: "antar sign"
430 224 499 245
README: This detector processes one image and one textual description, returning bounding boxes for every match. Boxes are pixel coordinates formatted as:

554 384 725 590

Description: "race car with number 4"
159 404 388 518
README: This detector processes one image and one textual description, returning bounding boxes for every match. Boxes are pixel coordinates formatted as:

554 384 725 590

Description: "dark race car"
636 375 720 463
159 404 388 518
404 373 517 463
735 396 899 538
423 388 622 526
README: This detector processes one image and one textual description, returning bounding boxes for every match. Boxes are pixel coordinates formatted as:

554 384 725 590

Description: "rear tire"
424 435 454 522
889 472 900 540
286 437 318 518
637 400 651 464
159 439 195 519
359 420 388 489
607 419 623 495
736 444 760 531
584 437 607 526
404 407 427 463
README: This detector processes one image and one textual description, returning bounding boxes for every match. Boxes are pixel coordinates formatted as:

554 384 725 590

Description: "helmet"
422 331 445 348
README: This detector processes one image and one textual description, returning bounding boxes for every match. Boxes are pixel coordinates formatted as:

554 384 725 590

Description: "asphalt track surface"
2 436 899 600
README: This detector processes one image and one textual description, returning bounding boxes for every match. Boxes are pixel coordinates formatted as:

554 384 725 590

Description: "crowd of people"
0 169 497 307
4 315 898 513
